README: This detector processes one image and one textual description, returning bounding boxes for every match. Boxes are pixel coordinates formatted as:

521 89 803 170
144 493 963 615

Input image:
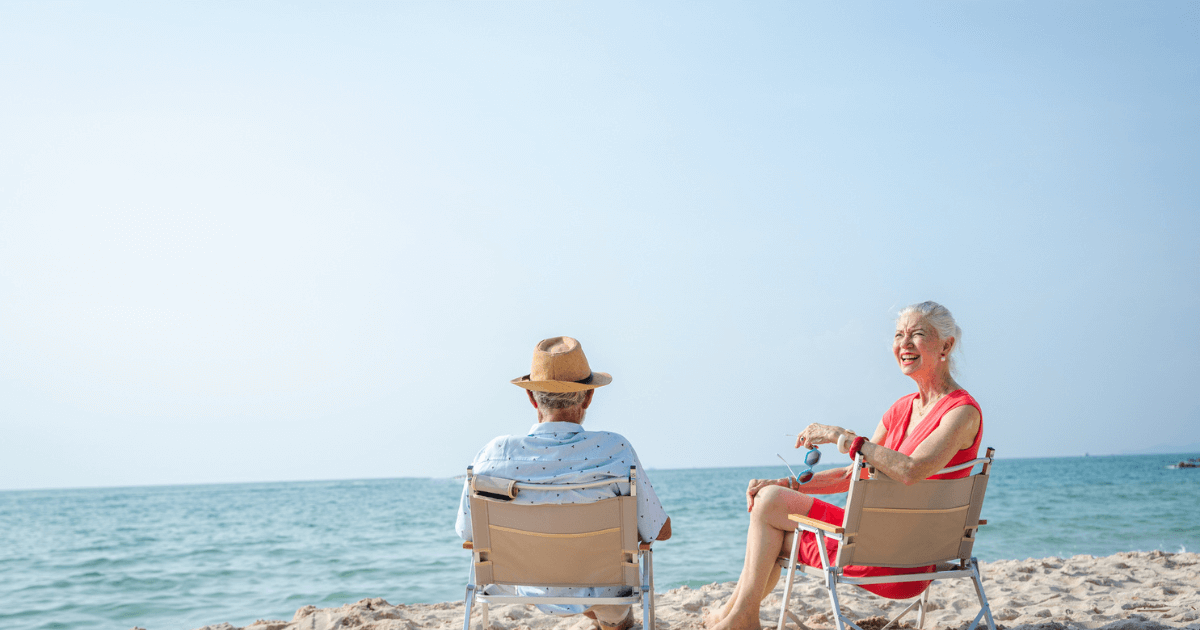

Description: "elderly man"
455 336 672 630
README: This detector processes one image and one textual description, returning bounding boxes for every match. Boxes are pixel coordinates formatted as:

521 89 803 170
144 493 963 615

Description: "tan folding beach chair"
461 466 655 630
777 448 997 630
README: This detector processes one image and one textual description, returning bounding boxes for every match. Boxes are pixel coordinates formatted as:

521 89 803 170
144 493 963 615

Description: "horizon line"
4 450 1199 494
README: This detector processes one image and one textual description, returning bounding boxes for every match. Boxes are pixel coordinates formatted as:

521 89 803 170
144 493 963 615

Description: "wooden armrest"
788 514 844 535
977 520 987 526
463 541 474 550
639 542 652 550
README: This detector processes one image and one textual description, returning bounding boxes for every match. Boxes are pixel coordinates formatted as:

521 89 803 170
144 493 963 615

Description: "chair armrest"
977 520 987 526
789 514 844 535
463 541 474 550
639 542 652 551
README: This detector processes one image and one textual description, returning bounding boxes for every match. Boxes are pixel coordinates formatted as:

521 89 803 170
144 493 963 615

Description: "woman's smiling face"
893 312 947 376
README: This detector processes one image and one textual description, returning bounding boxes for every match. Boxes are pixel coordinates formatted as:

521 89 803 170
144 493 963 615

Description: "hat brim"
510 372 612 392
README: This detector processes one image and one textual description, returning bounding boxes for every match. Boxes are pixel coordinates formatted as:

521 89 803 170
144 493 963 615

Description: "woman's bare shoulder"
939 403 981 448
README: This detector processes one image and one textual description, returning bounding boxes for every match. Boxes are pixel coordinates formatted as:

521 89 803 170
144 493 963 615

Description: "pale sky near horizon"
2 2 1197 491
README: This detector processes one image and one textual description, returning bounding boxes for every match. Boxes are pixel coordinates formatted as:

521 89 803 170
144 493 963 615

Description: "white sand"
188 551 1200 630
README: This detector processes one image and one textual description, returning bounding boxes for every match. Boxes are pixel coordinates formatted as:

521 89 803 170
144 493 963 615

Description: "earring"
940 356 946 362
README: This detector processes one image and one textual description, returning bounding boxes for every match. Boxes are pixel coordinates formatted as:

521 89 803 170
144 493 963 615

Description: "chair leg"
481 603 489 630
464 563 477 630
641 548 655 630
966 558 996 630
825 572 860 630
918 585 930 629
463 586 475 630
810 531 855 630
880 594 924 630
648 549 656 629
815 532 840 630
777 528 803 630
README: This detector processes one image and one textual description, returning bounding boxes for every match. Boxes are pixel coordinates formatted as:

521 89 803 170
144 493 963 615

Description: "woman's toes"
703 603 729 628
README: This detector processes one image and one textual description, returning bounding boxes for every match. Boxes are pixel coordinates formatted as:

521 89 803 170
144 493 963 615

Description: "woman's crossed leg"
706 484 816 630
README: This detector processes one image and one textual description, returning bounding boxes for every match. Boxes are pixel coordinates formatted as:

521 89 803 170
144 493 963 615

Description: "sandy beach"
188 551 1199 630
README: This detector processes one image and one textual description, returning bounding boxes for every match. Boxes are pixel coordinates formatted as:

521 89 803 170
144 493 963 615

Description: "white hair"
531 389 589 411
898 301 963 374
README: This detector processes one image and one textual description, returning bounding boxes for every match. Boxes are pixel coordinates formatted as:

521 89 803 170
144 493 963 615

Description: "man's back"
455 421 667 545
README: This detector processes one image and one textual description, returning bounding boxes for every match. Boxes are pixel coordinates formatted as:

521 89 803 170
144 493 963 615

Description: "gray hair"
898 301 963 374
531 389 589 411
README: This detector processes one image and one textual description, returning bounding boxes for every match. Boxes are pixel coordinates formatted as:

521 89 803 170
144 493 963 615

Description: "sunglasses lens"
798 470 814 484
805 449 821 466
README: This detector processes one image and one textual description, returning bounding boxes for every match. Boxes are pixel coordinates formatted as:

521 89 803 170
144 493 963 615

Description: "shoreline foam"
188 551 1200 630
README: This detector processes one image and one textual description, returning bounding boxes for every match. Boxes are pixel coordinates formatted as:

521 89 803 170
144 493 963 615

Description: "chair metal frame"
462 465 655 630
776 448 997 630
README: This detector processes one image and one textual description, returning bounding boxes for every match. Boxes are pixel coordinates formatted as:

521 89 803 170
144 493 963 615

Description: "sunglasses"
778 448 821 485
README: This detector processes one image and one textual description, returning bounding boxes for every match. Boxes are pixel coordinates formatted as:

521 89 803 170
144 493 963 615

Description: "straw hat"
511 336 612 392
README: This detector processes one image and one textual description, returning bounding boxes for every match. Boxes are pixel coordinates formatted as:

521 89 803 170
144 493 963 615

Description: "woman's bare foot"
710 609 763 630
703 600 731 629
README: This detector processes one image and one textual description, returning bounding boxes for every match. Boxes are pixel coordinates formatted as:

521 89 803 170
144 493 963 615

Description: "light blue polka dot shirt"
455 421 668 615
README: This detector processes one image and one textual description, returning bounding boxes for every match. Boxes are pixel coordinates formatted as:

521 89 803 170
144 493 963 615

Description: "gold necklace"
914 391 947 419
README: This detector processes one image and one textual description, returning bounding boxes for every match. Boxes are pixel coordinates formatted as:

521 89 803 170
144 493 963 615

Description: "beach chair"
776 448 996 630
461 466 655 630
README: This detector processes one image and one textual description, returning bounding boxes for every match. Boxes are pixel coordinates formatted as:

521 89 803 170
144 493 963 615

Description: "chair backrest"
467 467 641 588
834 447 994 569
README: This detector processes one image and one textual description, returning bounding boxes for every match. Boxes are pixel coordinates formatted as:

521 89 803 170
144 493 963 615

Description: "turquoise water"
1 454 1197 630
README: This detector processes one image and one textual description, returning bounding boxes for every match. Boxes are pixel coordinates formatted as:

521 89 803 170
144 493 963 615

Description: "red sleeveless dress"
797 390 983 599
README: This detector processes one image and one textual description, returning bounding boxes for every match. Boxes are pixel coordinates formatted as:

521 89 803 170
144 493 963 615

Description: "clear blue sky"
2 2 1197 490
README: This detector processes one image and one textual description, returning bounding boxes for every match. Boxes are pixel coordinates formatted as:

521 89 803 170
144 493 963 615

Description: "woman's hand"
746 477 790 512
795 423 856 451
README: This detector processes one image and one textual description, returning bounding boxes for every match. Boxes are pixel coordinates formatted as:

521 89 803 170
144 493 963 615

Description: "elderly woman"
707 301 984 630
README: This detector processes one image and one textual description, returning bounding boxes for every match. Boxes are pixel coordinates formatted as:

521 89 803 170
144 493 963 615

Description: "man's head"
512 336 610 424
527 389 594 423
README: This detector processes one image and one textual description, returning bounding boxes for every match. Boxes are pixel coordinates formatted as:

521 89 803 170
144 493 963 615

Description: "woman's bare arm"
794 409 979 486
745 420 890 510
795 419 890 492
857 405 980 485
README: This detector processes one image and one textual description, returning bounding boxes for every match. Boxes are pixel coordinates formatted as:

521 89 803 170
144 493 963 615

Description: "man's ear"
581 389 594 410
527 389 538 408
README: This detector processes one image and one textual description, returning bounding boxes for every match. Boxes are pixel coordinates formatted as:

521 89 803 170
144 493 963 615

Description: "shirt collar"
529 421 584 435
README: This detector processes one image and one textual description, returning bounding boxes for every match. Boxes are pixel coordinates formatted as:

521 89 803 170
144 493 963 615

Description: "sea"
1 453 1198 630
